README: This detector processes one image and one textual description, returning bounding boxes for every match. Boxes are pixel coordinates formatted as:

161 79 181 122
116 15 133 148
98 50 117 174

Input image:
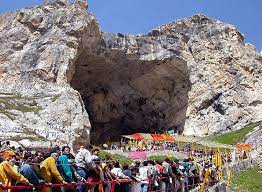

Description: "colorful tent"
172 134 200 143
151 134 165 141
131 133 144 140
236 143 252 151
123 133 176 142
163 135 176 142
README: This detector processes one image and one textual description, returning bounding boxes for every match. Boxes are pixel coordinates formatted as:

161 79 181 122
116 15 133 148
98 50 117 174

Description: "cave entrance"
71 50 191 144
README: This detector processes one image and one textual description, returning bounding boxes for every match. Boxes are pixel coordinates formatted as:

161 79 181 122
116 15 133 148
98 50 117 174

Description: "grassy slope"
231 166 262 192
207 122 260 145
98 150 133 165
148 155 178 162
99 151 180 165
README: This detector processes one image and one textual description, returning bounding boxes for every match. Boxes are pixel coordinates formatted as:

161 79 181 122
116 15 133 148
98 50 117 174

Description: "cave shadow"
71 50 191 145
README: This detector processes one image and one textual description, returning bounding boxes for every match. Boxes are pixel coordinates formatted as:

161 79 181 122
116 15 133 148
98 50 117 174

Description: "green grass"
4 102 42 113
52 95 60 102
231 166 262 192
98 150 133 165
0 109 17 120
148 155 178 163
208 122 260 145
0 94 42 117
98 151 182 165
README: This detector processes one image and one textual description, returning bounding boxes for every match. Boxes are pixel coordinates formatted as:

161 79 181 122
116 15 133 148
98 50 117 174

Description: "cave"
70 42 191 144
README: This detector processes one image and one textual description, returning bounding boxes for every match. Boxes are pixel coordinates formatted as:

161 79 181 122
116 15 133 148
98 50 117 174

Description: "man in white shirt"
111 162 130 179
111 162 131 192
162 158 173 192
139 161 150 192
75 145 93 192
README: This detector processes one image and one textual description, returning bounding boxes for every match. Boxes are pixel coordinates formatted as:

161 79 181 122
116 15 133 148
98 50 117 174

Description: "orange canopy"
131 133 144 140
163 135 176 142
236 143 252 151
150 134 165 141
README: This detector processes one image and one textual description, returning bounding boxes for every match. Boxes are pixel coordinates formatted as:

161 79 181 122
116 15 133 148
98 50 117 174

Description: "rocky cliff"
0 0 261 148
244 125 262 164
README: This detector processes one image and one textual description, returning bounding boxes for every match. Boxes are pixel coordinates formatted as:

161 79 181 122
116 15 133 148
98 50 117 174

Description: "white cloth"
162 161 171 174
139 166 149 183
91 155 99 160
131 182 141 192
231 149 236 164
75 148 92 168
111 167 129 179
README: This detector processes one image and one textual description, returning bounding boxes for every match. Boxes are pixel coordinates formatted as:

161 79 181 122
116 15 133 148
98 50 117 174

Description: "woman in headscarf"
0 150 32 192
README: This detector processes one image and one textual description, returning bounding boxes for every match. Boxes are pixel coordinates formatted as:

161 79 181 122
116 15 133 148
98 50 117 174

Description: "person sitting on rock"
0 150 33 192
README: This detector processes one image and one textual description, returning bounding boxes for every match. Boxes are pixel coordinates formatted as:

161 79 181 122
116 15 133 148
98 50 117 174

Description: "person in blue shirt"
16 152 43 192
58 154 74 182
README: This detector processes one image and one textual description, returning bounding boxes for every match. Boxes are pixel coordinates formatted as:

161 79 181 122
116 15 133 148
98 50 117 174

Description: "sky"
0 0 261 51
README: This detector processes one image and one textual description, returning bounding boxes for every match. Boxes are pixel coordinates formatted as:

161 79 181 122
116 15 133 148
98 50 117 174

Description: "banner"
128 151 147 159
168 130 175 135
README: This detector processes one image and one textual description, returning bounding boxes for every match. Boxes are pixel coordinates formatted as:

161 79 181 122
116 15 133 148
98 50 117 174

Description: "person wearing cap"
0 150 32 192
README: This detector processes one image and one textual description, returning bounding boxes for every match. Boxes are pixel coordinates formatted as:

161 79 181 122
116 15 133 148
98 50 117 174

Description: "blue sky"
0 0 261 50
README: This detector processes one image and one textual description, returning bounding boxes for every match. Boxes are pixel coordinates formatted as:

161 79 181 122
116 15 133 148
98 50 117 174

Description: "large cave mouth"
71 49 191 144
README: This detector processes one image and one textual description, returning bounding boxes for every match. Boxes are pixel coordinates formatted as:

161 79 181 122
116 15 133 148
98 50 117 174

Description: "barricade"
148 175 200 192
0 174 229 192
0 179 130 192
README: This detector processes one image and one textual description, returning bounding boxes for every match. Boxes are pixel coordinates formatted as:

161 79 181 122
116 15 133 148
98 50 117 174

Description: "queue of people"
0 141 231 192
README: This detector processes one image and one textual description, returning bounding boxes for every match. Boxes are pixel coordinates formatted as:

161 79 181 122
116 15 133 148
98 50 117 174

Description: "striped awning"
123 133 176 142
151 134 165 141
163 135 176 142
131 133 144 140
141 133 153 140
236 143 252 150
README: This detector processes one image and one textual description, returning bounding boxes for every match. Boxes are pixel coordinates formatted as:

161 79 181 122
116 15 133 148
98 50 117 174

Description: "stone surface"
156 16 262 136
0 1 261 147
0 1 98 150
71 33 191 142
244 125 262 165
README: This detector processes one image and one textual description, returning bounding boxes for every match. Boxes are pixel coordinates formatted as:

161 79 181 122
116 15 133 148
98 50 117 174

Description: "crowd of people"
0 140 231 192
111 142 178 152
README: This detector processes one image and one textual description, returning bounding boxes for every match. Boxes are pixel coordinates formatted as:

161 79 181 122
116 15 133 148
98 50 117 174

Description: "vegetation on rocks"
0 93 42 117
207 122 260 145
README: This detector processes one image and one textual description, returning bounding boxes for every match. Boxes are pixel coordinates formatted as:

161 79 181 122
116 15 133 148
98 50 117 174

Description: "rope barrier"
16 159 116 166
0 176 200 190
0 179 129 190
0 171 233 192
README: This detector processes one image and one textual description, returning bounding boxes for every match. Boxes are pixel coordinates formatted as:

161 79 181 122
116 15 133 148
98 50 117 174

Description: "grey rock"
0 1 261 147
0 1 97 150
244 125 262 165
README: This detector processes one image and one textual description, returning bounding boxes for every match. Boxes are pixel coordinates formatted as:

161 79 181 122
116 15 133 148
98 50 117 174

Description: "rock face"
71 33 191 142
0 1 99 150
244 125 262 164
154 16 262 136
0 0 261 147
